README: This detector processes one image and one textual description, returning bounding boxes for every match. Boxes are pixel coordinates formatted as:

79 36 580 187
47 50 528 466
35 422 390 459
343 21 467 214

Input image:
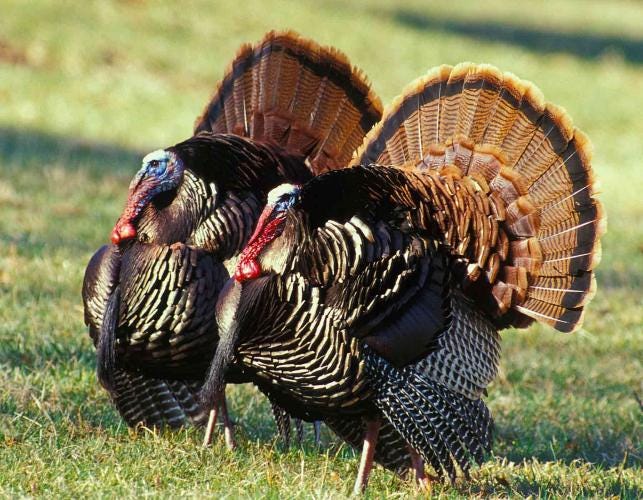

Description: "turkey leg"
202 390 236 449
408 445 431 490
202 407 219 447
353 419 381 494
219 392 236 450
313 420 322 446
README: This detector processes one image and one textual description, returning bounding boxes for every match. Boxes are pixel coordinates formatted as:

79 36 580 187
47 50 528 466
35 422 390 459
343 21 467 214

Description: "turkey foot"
202 390 236 450
313 420 322 446
408 445 432 491
353 419 381 495
202 407 218 448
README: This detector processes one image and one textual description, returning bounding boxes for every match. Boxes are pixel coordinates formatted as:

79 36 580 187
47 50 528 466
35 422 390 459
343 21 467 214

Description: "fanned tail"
364 347 494 481
194 30 383 174
355 63 604 332
111 372 208 428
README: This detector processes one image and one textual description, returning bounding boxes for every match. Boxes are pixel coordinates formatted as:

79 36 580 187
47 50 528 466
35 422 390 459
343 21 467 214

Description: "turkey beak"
201 279 243 410
110 177 157 245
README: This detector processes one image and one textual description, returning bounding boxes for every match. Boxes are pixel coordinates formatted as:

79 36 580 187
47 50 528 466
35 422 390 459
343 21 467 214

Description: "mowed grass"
0 0 641 497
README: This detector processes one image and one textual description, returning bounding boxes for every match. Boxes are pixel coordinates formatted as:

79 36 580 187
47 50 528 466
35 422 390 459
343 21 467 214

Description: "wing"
306 212 452 368
82 244 212 428
110 371 208 429
82 244 121 345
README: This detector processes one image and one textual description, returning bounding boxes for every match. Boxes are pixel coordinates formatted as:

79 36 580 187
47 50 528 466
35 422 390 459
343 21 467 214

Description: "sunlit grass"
0 0 641 497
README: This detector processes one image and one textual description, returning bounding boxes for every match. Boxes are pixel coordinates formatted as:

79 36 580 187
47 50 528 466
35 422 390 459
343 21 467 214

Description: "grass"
0 0 641 497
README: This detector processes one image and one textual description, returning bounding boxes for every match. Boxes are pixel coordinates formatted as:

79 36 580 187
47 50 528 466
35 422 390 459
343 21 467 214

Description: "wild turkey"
203 63 604 491
82 31 383 444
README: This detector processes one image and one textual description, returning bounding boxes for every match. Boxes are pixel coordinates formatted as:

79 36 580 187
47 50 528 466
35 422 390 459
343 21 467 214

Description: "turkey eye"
150 160 160 168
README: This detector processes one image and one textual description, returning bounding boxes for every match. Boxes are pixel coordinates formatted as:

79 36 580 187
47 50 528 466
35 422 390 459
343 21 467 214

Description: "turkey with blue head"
82 30 384 448
204 63 605 491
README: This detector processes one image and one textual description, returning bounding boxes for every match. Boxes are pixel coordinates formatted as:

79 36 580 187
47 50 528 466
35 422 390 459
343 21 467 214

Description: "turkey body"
205 63 604 485
214 220 449 414
81 30 383 431
209 166 497 479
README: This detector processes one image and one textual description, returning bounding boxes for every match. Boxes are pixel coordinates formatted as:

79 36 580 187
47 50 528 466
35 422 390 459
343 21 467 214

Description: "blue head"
111 149 185 244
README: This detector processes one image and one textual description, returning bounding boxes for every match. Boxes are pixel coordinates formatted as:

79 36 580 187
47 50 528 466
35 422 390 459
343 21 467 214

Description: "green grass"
1 0 641 497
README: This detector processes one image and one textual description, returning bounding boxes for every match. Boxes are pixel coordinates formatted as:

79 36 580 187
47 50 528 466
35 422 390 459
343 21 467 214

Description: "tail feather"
354 63 604 332
461 65 504 143
364 348 494 482
499 81 545 167
195 30 382 174
110 372 207 429
438 64 467 143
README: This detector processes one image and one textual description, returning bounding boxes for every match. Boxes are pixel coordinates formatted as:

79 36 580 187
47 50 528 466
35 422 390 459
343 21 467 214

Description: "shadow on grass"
493 423 638 469
465 468 638 498
392 8 643 64
0 340 95 373
0 126 143 175
0 126 147 255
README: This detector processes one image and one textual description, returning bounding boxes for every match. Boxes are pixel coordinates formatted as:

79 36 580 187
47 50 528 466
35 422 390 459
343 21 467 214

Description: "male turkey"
203 63 604 491
82 31 383 445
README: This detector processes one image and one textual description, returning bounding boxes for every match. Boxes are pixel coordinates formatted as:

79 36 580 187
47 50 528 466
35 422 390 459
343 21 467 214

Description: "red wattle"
234 205 287 282
111 221 137 245
235 258 261 282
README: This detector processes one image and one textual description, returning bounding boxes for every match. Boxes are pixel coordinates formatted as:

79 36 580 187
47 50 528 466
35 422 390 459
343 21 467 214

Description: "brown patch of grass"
0 39 30 67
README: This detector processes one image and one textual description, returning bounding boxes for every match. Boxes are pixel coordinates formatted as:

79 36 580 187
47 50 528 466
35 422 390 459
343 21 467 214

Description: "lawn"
0 0 641 497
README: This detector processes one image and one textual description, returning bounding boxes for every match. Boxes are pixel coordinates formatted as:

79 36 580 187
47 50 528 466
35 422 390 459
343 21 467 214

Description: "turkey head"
235 183 302 282
109 134 306 250
111 149 185 245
